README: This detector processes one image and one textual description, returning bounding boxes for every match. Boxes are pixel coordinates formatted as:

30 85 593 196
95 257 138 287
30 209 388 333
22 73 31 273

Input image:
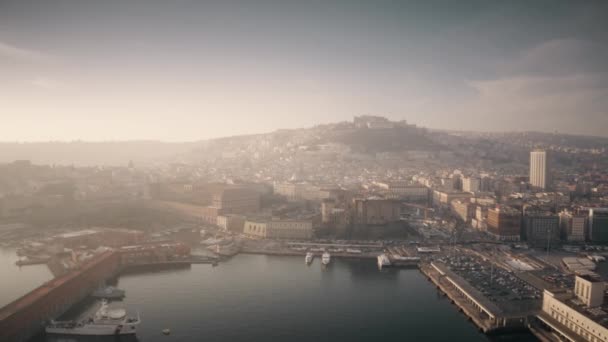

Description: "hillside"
1 119 605 166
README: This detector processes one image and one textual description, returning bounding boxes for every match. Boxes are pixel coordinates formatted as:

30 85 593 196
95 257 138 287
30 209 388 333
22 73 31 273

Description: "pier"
240 247 378 259
0 251 121 342
420 262 532 333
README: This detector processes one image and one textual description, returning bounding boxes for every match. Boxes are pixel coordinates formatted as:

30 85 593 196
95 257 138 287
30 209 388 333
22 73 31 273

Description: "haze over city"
2 0 608 141
3 2 608 342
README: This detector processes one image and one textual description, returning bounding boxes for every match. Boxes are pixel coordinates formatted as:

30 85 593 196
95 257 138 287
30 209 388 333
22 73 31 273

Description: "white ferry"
305 252 314 265
321 252 331 265
46 300 140 336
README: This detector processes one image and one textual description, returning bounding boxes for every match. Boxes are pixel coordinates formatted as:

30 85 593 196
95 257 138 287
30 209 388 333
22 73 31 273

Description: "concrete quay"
0 251 122 342
120 257 219 273
240 247 377 259
420 262 530 334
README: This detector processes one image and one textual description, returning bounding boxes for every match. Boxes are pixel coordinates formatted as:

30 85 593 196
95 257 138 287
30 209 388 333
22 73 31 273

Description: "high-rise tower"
530 149 550 190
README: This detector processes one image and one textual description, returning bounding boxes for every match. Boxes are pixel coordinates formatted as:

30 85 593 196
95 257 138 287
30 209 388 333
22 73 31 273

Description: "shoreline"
239 248 377 259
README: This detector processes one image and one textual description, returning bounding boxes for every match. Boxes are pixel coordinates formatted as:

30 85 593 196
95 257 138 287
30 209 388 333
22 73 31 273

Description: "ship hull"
46 325 136 336
91 294 125 299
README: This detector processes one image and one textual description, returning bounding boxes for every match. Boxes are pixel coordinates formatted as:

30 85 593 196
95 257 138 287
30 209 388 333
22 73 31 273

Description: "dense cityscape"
0 115 607 341
2 0 608 341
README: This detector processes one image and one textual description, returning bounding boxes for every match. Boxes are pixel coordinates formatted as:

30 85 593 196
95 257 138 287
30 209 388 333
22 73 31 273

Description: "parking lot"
437 254 541 305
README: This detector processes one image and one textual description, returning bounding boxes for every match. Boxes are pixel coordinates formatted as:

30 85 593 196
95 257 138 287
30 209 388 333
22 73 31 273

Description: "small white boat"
305 252 314 265
322 252 331 265
377 254 391 269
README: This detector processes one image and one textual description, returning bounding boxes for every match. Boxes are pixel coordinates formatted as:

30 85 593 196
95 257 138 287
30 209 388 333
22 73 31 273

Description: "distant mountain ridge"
0 141 198 166
1 119 606 166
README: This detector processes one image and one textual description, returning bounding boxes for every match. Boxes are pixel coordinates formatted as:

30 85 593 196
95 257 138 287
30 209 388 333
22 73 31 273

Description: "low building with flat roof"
244 218 312 240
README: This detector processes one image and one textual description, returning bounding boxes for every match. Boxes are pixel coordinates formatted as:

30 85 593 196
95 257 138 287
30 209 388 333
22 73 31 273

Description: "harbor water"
17 253 536 342
0 247 53 308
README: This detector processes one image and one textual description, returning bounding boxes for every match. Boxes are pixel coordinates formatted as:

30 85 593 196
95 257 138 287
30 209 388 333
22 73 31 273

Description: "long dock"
0 251 121 342
240 247 377 259
420 262 531 333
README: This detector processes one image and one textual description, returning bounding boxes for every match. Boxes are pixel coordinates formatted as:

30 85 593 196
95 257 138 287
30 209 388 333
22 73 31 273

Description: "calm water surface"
0 247 53 308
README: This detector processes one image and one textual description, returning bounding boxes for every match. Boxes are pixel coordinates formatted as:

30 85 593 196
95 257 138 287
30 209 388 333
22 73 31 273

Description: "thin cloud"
0 41 51 63
468 73 608 99
471 38 608 100
499 39 608 78
28 77 66 90
461 74 608 136
450 38 608 136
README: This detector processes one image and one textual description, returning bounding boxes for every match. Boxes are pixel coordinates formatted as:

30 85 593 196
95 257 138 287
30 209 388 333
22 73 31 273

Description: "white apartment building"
530 149 551 190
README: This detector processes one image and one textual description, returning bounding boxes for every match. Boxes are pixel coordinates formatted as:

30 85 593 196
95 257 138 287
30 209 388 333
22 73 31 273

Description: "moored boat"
377 254 391 269
46 300 140 336
305 252 314 265
322 252 331 265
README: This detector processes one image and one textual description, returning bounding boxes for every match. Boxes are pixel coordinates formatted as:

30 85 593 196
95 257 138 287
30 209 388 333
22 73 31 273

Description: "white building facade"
530 149 550 190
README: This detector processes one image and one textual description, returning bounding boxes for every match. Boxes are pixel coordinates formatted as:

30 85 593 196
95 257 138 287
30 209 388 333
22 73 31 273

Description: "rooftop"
564 295 608 328
492 206 520 215
432 262 503 316
56 229 98 239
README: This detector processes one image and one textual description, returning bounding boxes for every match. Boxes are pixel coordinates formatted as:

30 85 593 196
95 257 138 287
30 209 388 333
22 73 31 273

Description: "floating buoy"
162 328 171 335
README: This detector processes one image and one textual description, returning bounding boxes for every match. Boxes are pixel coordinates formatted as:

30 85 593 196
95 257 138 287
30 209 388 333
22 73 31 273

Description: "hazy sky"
1 0 607 141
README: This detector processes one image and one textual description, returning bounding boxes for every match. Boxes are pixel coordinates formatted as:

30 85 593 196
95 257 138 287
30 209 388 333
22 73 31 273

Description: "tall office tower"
589 208 608 244
530 149 550 190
